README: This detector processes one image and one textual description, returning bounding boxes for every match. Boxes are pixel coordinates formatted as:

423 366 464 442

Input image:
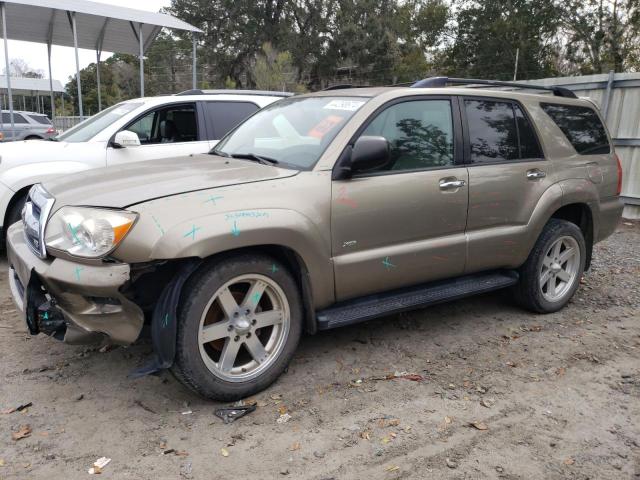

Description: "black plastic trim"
316 270 519 330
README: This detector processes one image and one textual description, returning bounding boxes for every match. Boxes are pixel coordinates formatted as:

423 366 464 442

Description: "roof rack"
323 84 354 91
175 89 293 97
322 84 376 91
411 76 577 99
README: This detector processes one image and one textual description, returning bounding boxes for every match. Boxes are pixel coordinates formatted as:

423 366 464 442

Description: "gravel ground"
0 221 638 479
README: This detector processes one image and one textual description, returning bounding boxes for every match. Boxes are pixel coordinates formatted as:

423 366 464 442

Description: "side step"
316 270 519 331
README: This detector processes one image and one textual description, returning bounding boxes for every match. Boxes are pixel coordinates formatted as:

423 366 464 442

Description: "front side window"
465 99 543 163
56 102 142 143
541 103 610 155
124 104 198 144
359 99 454 172
214 96 369 169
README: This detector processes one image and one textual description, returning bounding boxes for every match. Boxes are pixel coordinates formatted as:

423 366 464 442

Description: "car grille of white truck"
22 185 55 259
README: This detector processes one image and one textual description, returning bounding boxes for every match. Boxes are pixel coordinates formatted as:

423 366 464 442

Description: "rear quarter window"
540 103 610 155
29 115 52 125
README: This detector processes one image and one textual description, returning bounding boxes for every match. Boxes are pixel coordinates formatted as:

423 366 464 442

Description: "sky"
1 0 171 85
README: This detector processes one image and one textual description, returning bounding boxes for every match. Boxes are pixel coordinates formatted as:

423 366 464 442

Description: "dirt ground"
0 222 638 480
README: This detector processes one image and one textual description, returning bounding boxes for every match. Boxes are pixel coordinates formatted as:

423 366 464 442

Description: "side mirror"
350 136 390 174
112 130 141 148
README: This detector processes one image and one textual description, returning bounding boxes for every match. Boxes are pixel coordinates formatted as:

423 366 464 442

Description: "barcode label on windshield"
323 100 365 111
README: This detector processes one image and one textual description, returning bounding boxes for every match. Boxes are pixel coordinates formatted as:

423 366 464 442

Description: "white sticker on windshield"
323 100 365 111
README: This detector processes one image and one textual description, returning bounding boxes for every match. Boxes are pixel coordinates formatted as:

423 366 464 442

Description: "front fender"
119 208 335 308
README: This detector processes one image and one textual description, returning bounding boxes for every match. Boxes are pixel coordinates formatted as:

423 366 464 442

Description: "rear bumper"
6 222 144 345
596 197 624 242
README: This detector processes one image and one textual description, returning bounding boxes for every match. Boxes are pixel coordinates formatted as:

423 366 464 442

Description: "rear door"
331 96 469 301
462 97 552 272
106 102 209 165
1 112 29 140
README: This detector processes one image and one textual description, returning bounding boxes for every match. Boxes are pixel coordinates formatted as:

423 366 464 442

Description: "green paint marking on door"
382 257 396 270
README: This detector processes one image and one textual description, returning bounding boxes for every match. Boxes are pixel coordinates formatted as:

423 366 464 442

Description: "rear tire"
172 253 303 401
514 219 585 313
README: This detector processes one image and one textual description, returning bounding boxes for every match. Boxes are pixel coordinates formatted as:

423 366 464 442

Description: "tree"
559 0 640 74
252 43 307 92
3 58 44 78
442 0 560 80
65 54 137 116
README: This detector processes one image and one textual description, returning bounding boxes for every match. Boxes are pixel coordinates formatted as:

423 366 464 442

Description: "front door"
106 102 211 166
331 97 469 301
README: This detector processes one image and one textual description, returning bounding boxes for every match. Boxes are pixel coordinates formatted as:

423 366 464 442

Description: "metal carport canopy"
0 0 202 136
2 0 200 54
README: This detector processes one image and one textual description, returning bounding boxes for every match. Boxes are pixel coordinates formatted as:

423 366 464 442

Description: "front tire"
172 253 303 401
515 219 586 313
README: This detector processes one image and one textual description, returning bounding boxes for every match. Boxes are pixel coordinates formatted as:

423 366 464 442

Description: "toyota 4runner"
7 77 623 400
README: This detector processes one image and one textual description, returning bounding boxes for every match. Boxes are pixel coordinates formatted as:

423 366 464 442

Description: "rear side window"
2 113 28 123
464 99 543 163
205 101 259 139
541 103 610 155
29 115 52 125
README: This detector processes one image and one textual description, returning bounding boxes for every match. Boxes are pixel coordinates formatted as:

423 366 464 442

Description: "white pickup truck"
0 90 290 241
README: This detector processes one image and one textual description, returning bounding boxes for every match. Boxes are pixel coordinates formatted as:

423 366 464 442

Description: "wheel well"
24 135 42 140
125 245 317 335
550 203 594 269
4 185 31 229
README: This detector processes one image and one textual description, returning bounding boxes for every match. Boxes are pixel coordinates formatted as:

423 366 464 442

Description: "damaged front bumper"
6 223 144 345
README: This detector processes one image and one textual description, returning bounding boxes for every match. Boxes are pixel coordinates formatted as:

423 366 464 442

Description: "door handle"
439 178 466 190
526 169 546 179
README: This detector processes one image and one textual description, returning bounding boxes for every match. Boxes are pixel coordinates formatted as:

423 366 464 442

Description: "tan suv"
7 78 623 400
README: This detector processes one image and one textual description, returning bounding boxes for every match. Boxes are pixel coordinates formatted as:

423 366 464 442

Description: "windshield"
213 96 370 169
56 102 143 143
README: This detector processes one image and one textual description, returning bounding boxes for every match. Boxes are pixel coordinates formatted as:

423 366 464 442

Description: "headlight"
44 206 137 258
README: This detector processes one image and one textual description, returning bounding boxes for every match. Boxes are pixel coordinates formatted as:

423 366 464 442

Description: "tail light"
614 152 623 196
46 127 56 134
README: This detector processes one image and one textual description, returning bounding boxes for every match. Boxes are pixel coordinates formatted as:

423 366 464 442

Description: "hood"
44 154 299 209
0 140 94 168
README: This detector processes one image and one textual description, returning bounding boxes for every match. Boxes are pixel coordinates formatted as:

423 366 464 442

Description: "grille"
22 185 55 259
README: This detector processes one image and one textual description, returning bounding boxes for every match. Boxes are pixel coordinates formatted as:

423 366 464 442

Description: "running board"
316 271 519 331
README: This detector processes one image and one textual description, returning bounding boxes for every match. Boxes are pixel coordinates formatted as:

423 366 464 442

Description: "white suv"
0 90 290 239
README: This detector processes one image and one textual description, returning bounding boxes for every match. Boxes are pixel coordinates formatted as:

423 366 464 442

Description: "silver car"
0 111 57 141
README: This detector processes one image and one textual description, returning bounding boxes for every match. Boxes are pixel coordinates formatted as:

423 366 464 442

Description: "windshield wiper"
229 153 279 166
210 148 230 157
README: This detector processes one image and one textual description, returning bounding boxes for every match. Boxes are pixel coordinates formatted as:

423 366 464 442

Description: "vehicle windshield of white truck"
55 102 143 143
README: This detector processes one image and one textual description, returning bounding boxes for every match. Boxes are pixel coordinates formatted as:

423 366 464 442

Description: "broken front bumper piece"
6 223 144 345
